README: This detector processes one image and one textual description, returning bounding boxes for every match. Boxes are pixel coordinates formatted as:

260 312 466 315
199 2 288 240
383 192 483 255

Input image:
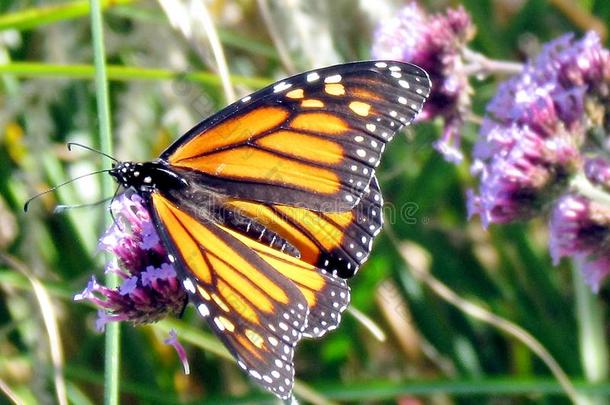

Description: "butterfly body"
110 161 187 193
106 60 430 399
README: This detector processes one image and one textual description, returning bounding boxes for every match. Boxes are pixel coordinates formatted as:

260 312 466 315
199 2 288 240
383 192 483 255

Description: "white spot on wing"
183 278 196 293
273 81 292 93
324 74 342 83
306 72 320 82
197 303 210 317
214 317 225 331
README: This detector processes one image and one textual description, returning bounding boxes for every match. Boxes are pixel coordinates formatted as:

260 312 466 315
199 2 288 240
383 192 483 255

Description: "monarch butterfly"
87 61 430 399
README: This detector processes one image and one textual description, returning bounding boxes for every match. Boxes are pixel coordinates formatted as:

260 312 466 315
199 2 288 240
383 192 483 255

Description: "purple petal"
433 120 464 163
95 310 127 332
74 277 99 301
139 221 161 250
164 329 190 375
158 263 177 279
576 254 610 293
119 276 139 295
585 157 610 190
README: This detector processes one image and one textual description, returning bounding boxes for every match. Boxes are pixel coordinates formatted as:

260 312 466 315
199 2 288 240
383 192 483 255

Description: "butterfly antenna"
108 184 122 231
67 142 118 163
23 168 112 212
54 195 115 213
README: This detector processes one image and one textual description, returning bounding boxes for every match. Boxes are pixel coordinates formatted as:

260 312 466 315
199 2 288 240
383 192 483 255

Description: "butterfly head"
110 161 151 190
110 161 188 193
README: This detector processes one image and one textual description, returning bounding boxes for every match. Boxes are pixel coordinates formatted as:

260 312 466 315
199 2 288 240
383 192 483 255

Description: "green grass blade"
88 0 119 403
0 0 136 32
0 62 271 89
316 378 610 401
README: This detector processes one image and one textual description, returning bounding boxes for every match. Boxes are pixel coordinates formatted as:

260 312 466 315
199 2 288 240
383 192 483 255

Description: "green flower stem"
0 62 271 89
88 1 119 404
573 264 609 405
0 0 136 32
571 173 610 208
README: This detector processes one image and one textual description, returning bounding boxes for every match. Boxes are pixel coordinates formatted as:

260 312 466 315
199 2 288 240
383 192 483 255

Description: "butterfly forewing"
161 61 430 211
150 193 309 399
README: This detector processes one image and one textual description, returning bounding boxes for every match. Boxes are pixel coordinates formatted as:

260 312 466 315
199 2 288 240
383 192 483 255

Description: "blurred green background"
1 0 610 403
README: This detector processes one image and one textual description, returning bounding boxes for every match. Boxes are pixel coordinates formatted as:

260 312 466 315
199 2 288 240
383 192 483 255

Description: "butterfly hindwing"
150 193 309 399
161 61 430 211
223 176 384 278
219 224 350 338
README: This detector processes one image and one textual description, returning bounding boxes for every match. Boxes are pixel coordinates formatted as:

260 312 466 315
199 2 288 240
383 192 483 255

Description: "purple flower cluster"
372 2 475 162
74 193 187 330
467 32 610 289
549 195 610 292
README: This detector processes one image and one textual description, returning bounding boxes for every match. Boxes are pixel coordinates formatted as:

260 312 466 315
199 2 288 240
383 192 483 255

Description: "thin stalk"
0 62 271 89
549 0 607 41
257 0 297 74
571 173 610 209
347 306 386 342
386 231 582 404
573 265 609 405
0 377 21 405
0 254 67 405
88 1 119 404
462 48 523 76
193 0 235 102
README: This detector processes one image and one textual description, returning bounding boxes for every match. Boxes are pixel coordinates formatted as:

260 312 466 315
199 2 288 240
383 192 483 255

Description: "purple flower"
164 329 190 375
585 158 610 192
549 195 610 292
469 33 609 226
75 192 187 330
372 2 475 162
469 124 580 227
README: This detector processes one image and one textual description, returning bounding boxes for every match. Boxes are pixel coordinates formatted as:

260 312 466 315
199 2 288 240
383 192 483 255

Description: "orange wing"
220 224 350 338
160 61 430 211
150 193 349 397
223 177 384 278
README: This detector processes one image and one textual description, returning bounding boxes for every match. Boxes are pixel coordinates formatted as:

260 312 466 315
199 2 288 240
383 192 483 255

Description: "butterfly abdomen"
217 205 302 259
